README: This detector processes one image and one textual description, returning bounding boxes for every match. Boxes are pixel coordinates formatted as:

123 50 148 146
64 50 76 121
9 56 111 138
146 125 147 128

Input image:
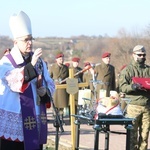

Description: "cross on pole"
55 68 88 149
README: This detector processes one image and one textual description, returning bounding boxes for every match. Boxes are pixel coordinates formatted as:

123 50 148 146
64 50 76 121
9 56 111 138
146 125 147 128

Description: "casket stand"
72 114 134 150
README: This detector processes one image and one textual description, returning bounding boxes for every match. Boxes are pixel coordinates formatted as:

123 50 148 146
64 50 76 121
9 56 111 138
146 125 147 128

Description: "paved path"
45 109 150 150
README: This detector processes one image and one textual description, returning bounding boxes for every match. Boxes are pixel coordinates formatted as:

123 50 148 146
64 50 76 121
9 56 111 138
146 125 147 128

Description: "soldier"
119 45 150 150
50 53 69 123
71 57 83 113
94 52 116 99
83 62 95 100
72 57 83 83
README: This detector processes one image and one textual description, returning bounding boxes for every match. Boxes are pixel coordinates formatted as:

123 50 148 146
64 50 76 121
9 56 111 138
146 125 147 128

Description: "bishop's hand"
37 86 46 97
31 48 42 66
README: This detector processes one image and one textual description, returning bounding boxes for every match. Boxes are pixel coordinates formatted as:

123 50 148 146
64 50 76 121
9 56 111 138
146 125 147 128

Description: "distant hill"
1 35 150 73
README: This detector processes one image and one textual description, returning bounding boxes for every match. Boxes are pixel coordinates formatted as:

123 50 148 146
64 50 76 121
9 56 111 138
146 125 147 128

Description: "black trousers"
0 138 43 150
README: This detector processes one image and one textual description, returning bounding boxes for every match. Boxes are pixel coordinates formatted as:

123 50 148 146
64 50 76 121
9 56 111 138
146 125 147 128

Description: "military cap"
84 62 91 67
102 52 111 58
56 53 64 59
4 48 11 54
133 45 146 53
72 57 80 62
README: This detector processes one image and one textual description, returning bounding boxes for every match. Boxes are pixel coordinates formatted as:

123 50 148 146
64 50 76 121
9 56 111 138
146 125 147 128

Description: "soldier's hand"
131 83 142 91
31 48 42 66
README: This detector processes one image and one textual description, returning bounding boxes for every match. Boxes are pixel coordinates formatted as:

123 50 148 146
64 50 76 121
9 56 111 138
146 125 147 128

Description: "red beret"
72 57 80 62
84 62 91 67
56 53 64 59
65 63 70 67
102 52 111 58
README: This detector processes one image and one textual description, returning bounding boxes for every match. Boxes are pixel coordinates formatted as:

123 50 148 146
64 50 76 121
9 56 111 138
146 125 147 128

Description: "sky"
0 0 150 38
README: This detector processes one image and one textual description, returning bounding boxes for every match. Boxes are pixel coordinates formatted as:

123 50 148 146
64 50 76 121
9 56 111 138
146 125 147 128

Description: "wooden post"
69 69 76 148
55 68 88 149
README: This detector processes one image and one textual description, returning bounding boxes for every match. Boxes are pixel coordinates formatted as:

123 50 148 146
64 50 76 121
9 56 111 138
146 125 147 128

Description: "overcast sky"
0 0 150 38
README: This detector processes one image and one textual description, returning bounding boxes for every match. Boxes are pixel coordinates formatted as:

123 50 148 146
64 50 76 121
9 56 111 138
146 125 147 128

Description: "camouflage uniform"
119 60 150 150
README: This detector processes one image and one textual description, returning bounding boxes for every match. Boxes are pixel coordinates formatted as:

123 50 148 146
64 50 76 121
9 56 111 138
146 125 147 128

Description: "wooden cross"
55 68 88 149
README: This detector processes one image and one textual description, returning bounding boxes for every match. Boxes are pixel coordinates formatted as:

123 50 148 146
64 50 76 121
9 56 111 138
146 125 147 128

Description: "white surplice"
0 46 55 141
